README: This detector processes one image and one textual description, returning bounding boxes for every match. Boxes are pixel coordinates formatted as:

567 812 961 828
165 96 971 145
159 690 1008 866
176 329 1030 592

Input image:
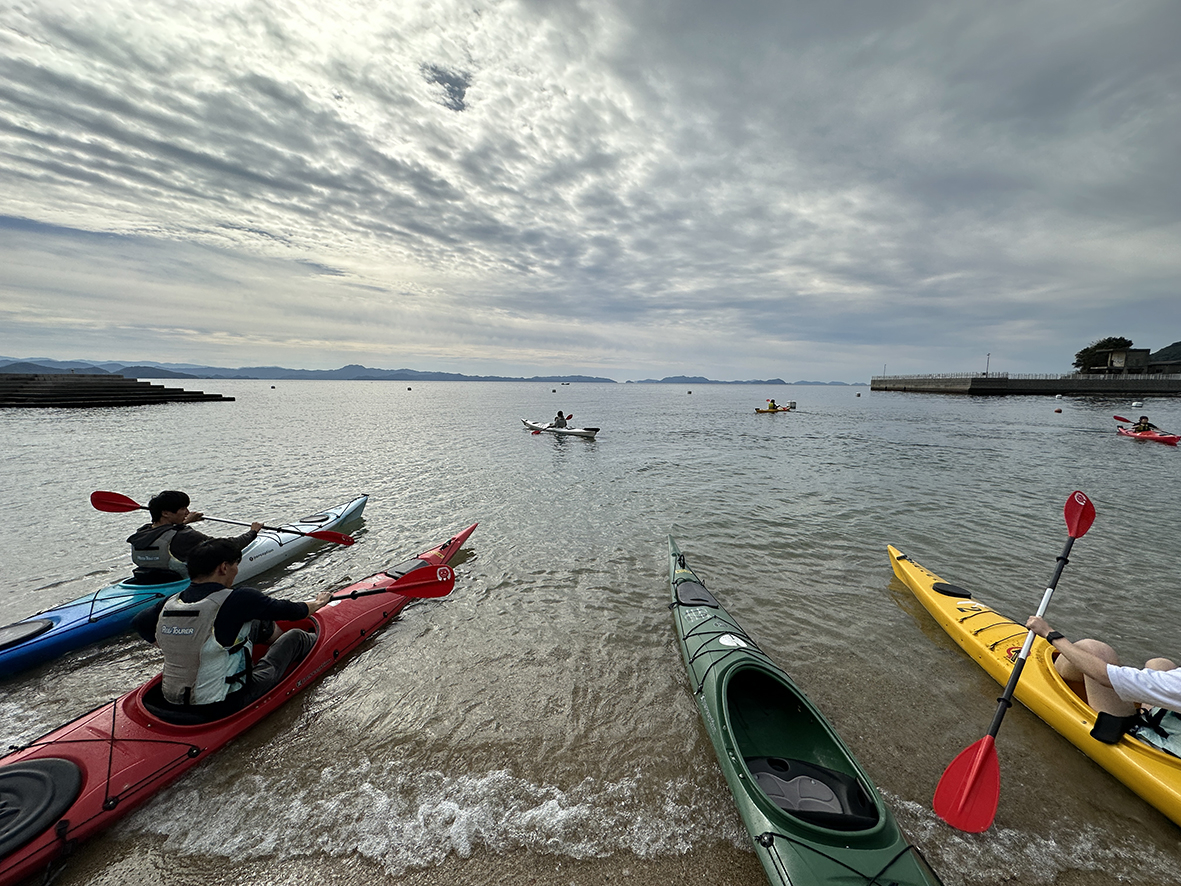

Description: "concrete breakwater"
0 373 234 407
871 373 1181 396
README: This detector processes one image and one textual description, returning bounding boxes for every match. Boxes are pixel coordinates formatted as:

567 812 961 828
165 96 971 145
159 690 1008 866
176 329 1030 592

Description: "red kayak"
1117 427 1180 446
0 522 477 886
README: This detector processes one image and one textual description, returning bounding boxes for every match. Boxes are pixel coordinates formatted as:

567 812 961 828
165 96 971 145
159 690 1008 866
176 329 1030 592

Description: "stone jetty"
871 373 1181 396
0 373 234 407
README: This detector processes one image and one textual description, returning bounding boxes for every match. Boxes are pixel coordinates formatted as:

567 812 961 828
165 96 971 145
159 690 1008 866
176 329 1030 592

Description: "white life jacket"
1134 708 1181 759
156 588 251 705
129 525 189 577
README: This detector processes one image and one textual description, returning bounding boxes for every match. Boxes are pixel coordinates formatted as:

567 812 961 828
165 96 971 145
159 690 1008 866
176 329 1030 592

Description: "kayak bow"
888 544 1181 827
0 521 476 886
0 495 369 678
669 537 942 886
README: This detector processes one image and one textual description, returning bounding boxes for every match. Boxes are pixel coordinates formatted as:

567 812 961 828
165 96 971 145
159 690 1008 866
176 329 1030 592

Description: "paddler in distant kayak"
1027 615 1181 752
548 410 568 429
127 490 263 583
1133 415 1160 432
132 538 333 717
767 399 779 411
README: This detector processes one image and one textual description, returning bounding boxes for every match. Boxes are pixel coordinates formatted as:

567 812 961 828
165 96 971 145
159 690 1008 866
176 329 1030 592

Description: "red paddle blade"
1113 415 1132 423
393 565 455 598
305 529 355 546
91 491 145 513
1064 491 1096 539
933 735 1000 832
531 430 542 434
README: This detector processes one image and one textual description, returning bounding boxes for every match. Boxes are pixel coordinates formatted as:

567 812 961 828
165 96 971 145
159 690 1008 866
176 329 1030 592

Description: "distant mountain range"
0 357 865 385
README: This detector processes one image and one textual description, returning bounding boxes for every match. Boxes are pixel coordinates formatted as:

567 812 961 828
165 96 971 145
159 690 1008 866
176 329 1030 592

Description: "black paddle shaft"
984 534 1078 738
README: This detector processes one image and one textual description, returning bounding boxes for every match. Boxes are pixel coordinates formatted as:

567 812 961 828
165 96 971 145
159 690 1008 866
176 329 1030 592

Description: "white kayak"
522 419 599 438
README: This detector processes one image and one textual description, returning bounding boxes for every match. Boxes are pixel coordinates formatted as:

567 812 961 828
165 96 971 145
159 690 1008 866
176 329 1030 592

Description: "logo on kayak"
247 550 274 562
718 634 748 648
954 601 987 613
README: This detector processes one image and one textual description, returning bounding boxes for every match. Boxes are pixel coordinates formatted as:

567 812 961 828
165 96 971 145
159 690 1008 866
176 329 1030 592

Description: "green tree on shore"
1074 337 1134 370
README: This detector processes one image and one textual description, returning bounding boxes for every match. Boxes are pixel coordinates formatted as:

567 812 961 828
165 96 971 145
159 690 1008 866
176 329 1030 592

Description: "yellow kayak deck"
888 545 1181 826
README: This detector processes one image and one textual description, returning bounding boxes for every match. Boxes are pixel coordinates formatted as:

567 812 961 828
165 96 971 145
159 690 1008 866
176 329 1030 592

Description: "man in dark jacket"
132 538 333 716
127 490 263 583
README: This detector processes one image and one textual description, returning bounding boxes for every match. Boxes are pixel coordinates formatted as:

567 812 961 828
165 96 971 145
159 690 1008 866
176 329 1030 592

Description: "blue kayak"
0 494 367 678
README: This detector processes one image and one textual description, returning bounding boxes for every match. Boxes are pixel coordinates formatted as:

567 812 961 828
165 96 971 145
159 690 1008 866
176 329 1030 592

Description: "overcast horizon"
2 1 1179 384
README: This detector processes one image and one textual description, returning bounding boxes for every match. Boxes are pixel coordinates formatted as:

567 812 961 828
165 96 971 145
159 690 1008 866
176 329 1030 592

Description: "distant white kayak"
522 419 600 438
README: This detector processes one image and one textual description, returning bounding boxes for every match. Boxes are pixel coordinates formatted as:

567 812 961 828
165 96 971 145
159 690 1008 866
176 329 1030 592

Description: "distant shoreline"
0 358 866 386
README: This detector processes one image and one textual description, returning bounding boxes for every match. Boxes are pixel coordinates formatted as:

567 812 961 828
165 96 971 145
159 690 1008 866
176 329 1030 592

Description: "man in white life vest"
133 538 333 713
127 490 263 584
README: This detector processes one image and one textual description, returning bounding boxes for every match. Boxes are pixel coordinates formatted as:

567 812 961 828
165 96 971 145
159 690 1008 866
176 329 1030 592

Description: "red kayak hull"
0 522 477 886
1117 427 1180 445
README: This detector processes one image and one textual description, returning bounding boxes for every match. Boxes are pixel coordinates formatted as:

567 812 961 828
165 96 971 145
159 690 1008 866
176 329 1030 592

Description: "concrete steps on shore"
0 373 234 407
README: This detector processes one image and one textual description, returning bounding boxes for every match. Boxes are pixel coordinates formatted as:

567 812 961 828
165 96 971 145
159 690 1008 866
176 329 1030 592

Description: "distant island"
0 357 864 386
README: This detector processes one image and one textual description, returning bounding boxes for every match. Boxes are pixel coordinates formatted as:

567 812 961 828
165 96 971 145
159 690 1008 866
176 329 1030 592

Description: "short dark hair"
187 539 242 579
149 490 190 521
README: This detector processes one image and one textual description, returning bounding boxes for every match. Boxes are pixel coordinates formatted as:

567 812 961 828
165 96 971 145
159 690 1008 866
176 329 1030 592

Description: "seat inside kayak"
745 756 879 831
0 619 54 652
0 758 83 857
726 667 880 831
141 683 248 725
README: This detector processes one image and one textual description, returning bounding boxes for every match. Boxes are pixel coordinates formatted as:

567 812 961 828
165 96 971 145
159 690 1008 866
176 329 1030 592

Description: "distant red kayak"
0 522 477 886
1117 427 1180 446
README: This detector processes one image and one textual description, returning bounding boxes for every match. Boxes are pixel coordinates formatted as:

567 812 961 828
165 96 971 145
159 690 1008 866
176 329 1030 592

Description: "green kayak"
668 537 942 886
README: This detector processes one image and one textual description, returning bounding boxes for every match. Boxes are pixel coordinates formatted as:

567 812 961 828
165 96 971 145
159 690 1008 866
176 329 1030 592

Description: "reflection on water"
2 382 1181 886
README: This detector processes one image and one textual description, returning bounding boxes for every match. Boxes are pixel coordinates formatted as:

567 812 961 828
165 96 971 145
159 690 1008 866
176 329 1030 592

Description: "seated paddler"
1027 615 1181 754
133 538 333 716
127 490 263 584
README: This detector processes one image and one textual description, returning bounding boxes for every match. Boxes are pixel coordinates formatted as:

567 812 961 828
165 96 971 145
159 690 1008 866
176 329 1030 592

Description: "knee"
1072 638 1121 665
1146 657 1178 672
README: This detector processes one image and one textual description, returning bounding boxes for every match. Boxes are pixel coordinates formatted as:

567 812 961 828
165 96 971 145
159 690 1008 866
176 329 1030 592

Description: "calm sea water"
2 380 1180 886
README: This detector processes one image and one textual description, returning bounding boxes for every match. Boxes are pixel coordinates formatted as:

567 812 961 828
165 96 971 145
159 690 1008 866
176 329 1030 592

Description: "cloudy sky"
2 1 1178 381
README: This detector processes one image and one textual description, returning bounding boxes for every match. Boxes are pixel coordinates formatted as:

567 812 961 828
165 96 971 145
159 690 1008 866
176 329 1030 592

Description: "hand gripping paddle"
90 491 356 546
932 490 1096 832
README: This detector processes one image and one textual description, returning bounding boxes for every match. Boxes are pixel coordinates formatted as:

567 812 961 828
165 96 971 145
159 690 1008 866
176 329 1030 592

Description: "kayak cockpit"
725 666 882 832
745 756 878 831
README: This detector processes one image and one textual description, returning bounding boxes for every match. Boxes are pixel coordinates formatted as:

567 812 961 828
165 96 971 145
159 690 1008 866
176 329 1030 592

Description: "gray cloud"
0 0 1178 380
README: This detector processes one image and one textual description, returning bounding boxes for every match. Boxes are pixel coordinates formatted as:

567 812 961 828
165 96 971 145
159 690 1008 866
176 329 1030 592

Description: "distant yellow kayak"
888 544 1181 827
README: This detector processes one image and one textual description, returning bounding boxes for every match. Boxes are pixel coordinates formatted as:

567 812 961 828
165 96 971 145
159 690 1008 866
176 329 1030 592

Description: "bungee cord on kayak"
760 833 935 886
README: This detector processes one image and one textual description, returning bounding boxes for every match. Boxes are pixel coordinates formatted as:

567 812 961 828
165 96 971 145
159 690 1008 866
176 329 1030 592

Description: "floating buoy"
1055 394 1062 400
1133 401 1144 407
271 385 276 389
552 389 556 393
687 391 692 395
856 392 861 397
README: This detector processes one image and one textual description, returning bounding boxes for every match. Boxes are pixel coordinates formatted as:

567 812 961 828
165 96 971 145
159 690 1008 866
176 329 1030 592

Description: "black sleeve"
170 525 258 562
213 587 310 647
132 599 167 644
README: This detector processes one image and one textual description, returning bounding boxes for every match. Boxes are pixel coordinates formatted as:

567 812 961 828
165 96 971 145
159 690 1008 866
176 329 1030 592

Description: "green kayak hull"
668 537 942 886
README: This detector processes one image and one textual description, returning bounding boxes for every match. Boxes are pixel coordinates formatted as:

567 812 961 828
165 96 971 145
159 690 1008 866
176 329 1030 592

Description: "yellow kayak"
888 544 1181 827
